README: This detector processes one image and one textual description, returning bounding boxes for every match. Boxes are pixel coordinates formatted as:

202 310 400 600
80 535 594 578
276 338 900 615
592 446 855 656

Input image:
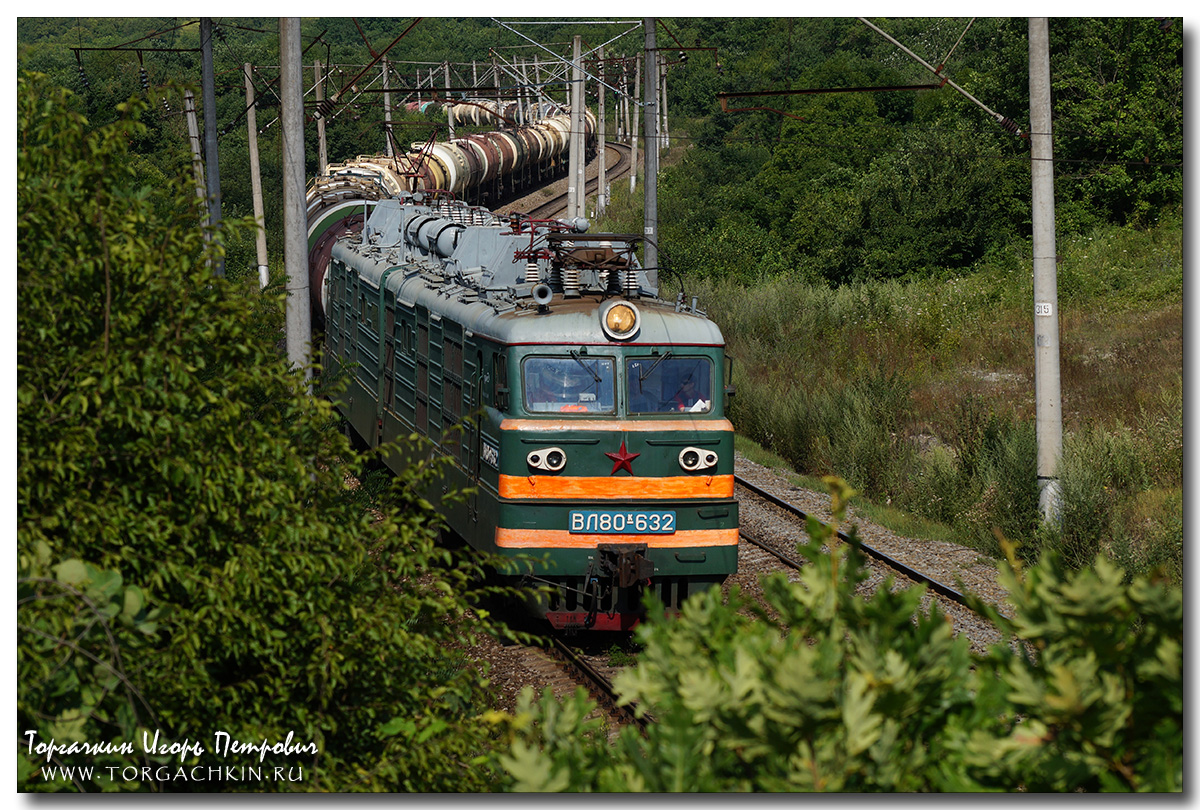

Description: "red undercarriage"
546 611 642 631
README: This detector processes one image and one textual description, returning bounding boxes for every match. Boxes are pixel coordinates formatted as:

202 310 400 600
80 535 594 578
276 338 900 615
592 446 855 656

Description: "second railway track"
732 458 1011 654
521 141 632 220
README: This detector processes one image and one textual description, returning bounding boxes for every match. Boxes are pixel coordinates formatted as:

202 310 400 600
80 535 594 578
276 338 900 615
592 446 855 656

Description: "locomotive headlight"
600 300 640 341
527 447 567 472
679 446 718 472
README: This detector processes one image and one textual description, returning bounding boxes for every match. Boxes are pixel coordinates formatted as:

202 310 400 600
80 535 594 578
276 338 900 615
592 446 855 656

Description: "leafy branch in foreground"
493 477 1182 792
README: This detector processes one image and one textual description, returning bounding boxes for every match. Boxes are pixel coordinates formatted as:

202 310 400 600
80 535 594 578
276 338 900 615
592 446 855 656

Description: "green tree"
17 73 505 792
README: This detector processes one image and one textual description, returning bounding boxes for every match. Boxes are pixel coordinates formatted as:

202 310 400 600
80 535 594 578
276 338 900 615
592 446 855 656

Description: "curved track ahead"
525 142 633 220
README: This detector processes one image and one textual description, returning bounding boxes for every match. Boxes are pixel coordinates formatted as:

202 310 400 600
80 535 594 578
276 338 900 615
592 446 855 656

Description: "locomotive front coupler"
594 543 655 589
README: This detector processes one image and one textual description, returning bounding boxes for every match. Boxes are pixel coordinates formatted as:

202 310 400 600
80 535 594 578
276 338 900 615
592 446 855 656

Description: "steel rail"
525 141 631 220
734 474 972 607
548 637 649 731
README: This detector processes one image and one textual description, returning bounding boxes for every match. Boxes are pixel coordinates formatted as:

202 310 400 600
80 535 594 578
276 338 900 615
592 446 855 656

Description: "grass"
736 433 962 547
686 216 1182 583
590 133 1181 582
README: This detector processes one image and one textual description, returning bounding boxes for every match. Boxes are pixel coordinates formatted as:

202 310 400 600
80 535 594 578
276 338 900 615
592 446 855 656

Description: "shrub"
492 480 1183 792
17 73 506 792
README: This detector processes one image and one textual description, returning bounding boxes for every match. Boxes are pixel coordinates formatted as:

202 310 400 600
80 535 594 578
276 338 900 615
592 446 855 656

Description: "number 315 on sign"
1035 302 1054 316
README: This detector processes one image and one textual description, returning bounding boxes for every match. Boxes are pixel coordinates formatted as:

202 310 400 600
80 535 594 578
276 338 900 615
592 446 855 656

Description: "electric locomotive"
317 189 738 630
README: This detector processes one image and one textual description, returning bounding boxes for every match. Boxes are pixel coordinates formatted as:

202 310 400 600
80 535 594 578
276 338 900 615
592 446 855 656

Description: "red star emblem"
605 440 640 476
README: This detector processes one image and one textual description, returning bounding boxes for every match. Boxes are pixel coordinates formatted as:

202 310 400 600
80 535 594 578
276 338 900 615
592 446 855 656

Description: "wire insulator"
315 98 337 119
139 67 150 91
998 116 1022 136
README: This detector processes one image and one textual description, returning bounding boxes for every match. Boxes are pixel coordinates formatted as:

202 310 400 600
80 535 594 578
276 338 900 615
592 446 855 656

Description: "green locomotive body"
320 191 737 630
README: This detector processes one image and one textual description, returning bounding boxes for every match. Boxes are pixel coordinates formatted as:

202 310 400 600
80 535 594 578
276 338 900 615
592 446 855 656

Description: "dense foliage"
494 480 1183 792
16 73 506 792
15 17 1183 285
651 17 1181 282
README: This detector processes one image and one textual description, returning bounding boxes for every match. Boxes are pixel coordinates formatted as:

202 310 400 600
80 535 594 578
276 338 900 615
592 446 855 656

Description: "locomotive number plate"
569 510 677 534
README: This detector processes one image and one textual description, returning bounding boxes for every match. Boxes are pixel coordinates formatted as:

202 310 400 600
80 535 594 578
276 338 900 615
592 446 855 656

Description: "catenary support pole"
630 53 640 194
183 89 207 211
281 18 312 388
661 51 669 150
244 64 269 289
315 60 328 173
642 18 658 288
200 18 223 277
183 89 213 267
383 59 393 156
568 35 583 220
597 44 607 219
445 61 455 139
574 38 587 222
1029 17 1062 522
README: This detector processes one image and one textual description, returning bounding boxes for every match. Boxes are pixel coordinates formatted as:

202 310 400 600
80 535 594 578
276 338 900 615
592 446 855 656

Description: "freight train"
308 120 736 631
308 105 595 226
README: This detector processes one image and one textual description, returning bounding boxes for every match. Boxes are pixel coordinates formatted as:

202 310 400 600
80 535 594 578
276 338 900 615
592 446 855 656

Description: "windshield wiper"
569 350 602 383
639 350 672 382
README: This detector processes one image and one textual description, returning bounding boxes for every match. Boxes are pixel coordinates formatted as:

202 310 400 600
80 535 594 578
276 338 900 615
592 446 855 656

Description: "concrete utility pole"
1029 17 1062 522
622 60 631 141
183 89 206 209
597 44 607 219
533 55 544 111
630 53 640 194
492 52 500 109
314 60 328 173
574 41 587 221
383 59 393 157
521 58 534 124
642 18 659 286
568 35 584 220
445 61 455 139
200 18 223 277
281 18 312 387
244 64 269 289
660 51 669 150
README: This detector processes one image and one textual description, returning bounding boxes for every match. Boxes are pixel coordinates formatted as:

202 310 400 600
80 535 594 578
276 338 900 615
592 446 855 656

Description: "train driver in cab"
673 375 701 410
671 370 711 413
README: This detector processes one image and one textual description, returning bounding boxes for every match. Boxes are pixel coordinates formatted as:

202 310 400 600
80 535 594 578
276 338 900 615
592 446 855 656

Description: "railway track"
524 141 632 220
735 473 972 608
733 471 1009 654
546 637 648 732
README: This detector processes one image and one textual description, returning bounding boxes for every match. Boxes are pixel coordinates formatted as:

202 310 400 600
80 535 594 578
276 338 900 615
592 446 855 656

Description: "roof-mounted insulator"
560 264 581 298
624 265 640 299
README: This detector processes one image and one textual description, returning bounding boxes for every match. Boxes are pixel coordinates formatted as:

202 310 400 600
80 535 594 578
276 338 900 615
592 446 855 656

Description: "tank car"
317 189 738 630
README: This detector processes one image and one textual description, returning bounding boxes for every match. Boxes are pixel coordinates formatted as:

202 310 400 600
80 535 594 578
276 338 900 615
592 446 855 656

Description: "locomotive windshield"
523 355 616 413
627 356 713 414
